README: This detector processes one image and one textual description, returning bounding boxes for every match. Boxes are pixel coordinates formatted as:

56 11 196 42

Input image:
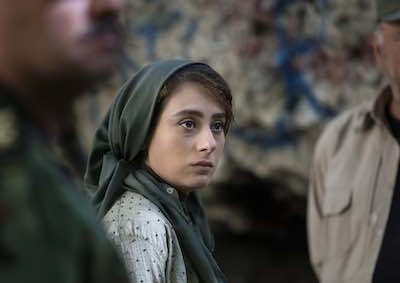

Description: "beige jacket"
308 87 400 283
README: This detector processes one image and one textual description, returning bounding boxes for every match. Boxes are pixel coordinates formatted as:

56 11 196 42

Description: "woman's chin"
186 176 212 190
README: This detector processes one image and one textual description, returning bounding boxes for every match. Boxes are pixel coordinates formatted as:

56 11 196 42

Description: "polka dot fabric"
104 191 199 283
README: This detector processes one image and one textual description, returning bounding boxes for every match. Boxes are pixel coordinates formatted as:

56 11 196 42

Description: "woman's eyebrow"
173 109 226 119
173 109 204 118
212 113 226 120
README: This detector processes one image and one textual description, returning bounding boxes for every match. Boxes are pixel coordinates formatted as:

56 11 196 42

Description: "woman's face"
146 81 226 192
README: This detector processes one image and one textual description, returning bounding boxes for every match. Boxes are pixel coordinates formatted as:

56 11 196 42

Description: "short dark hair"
154 63 233 134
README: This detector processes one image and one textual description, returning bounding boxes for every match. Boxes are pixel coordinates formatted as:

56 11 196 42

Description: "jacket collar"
353 86 392 131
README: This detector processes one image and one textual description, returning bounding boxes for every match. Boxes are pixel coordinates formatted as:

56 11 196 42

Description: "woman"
85 59 233 283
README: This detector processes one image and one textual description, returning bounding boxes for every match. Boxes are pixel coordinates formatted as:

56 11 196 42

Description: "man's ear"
372 28 384 70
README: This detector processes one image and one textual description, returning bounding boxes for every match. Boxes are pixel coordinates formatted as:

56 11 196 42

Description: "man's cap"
377 0 400 22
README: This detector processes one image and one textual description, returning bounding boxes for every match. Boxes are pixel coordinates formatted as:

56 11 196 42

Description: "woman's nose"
196 128 217 153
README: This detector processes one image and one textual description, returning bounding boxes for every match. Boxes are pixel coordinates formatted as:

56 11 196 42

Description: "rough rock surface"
75 1 381 282
77 0 380 235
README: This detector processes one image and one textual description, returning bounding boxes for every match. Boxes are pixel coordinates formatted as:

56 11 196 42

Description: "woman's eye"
180 120 196 130
211 121 225 133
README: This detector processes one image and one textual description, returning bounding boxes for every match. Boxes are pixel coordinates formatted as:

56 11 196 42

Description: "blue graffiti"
180 18 199 56
233 0 334 149
274 0 334 120
132 7 198 60
115 0 332 150
118 5 199 80
119 49 140 81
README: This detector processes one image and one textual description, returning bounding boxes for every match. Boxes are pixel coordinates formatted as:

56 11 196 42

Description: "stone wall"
79 0 380 194
75 1 382 281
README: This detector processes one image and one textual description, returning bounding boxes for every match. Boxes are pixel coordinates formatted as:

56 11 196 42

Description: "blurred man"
308 1 400 282
0 0 130 282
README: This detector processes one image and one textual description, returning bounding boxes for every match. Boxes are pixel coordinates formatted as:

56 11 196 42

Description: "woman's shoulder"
103 191 173 238
103 191 182 263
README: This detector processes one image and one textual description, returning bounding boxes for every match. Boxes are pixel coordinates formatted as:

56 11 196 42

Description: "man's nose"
197 128 217 154
90 0 125 17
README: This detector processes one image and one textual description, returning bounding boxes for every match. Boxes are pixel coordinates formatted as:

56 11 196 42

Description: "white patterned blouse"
103 190 199 283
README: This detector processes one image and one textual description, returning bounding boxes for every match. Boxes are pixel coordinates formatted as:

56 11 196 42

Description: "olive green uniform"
0 89 129 283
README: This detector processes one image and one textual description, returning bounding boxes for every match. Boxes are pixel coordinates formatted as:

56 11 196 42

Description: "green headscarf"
84 59 227 283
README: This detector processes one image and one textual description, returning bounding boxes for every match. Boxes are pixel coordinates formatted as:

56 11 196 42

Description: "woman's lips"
191 160 214 168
